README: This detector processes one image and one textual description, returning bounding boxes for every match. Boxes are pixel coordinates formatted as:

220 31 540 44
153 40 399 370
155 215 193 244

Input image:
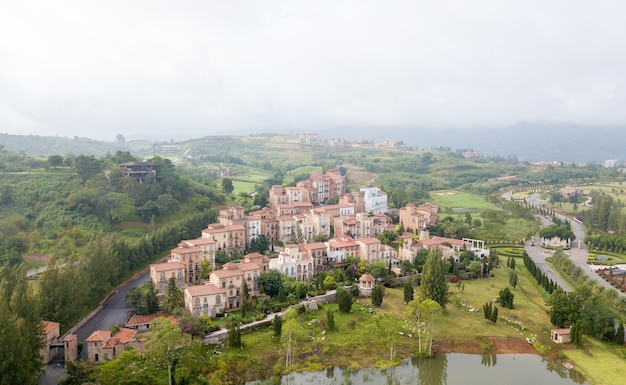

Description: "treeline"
522 252 557 294
582 192 626 234
38 209 216 332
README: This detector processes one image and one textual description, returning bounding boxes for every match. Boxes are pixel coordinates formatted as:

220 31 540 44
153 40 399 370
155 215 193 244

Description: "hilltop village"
78 167 488 363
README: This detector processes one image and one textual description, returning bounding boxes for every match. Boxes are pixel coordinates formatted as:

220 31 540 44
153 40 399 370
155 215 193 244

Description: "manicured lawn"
231 180 258 194
429 190 498 214
563 337 626 385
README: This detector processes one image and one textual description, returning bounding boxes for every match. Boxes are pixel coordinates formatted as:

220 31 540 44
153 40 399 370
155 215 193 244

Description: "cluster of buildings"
141 169 487 323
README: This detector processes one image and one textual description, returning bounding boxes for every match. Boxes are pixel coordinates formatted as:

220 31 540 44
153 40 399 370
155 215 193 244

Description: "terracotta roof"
329 240 359 248
171 244 202 254
420 236 469 247
211 269 242 279
150 261 185 272
186 283 227 296
301 242 327 250
104 328 137 348
86 330 111 343
360 273 375 282
357 238 381 245
237 262 261 271
63 334 77 342
552 328 571 334
126 314 177 327
203 224 245 233
42 321 59 335
187 238 216 246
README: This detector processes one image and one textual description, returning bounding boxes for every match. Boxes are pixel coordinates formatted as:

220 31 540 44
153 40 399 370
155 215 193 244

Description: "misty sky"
1 1 625 142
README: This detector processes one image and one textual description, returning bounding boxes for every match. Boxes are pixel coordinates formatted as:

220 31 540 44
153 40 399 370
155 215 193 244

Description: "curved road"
75 271 150 361
39 271 150 385
520 193 617 293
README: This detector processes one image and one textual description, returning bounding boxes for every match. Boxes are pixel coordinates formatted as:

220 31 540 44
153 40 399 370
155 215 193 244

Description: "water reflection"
249 354 587 385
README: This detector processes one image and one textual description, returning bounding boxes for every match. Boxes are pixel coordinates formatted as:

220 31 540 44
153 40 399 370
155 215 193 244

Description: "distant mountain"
0 133 156 158
3 122 623 162
409 123 624 163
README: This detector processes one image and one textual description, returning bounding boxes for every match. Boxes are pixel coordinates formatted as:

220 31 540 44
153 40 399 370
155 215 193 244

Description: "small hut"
551 328 571 344
359 273 376 296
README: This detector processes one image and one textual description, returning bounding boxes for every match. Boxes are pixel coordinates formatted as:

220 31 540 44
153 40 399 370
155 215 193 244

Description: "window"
94 354 99 362
222 281 226 288
160 272 165 282
216 295 221 304
104 353 109 360
195 298 200 307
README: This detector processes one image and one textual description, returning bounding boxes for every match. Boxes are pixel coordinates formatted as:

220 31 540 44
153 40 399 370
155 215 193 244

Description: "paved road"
521 193 618 293
38 271 150 384
75 271 150 361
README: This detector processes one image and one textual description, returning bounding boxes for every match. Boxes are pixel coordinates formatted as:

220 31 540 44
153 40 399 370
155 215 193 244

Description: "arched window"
216 295 221 304
204 297 208 303
94 354 99 363
194 298 200 307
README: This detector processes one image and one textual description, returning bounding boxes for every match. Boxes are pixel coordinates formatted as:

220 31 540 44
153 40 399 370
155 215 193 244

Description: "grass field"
429 190 499 214
563 337 626 385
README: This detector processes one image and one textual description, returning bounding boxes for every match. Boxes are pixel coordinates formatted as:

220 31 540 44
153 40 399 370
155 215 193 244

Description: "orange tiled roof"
186 283 227 297
150 261 185 272
86 330 111 343
42 321 59 335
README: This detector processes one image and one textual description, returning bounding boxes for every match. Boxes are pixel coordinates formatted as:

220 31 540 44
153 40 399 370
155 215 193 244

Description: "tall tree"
403 282 414 303
162 277 185 314
222 178 234 194
337 287 352 313
0 265 44 385
420 251 449 308
372 285 384 307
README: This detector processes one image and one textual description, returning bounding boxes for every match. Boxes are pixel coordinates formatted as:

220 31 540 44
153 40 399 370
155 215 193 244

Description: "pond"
248 353 587 385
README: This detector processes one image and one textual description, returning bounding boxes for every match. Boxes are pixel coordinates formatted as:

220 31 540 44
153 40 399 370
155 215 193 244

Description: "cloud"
1 0 625 141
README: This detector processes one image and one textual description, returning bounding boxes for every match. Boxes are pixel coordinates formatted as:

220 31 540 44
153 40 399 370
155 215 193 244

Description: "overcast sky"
1 0 625 142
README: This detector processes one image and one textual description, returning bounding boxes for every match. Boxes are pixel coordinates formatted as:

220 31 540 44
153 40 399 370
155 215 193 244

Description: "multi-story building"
86 328 138 363
360 187 388 214
398 203 439 233
355 238 383 263
209 264 244 310
184 283 226 317
169 241 204 285
302 242 329 274
149 260 186 295
201 223 246 256
270 244 314 281
119 162 157 183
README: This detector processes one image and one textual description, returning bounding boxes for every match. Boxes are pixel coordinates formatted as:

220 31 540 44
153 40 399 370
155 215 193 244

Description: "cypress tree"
491 306 498 324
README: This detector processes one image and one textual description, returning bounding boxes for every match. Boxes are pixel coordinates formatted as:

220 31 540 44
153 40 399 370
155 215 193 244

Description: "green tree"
156 193 179 219
222 178 234 194
405 299 442 356
60 361 97 385
258 269 283 297
509 271 518 289
74 154 103 183
201 258 212 279
228 321 242 348
372 285 384 307
48 154 64 168
326 309 335 331
491 306 499 324
146 284 160 314
273 314 282 337
249 234 270 253
162 276 184 314
0 265 44 385
403 282 414 303
337 287 352 313
498 287 515 309
420 251 449 308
